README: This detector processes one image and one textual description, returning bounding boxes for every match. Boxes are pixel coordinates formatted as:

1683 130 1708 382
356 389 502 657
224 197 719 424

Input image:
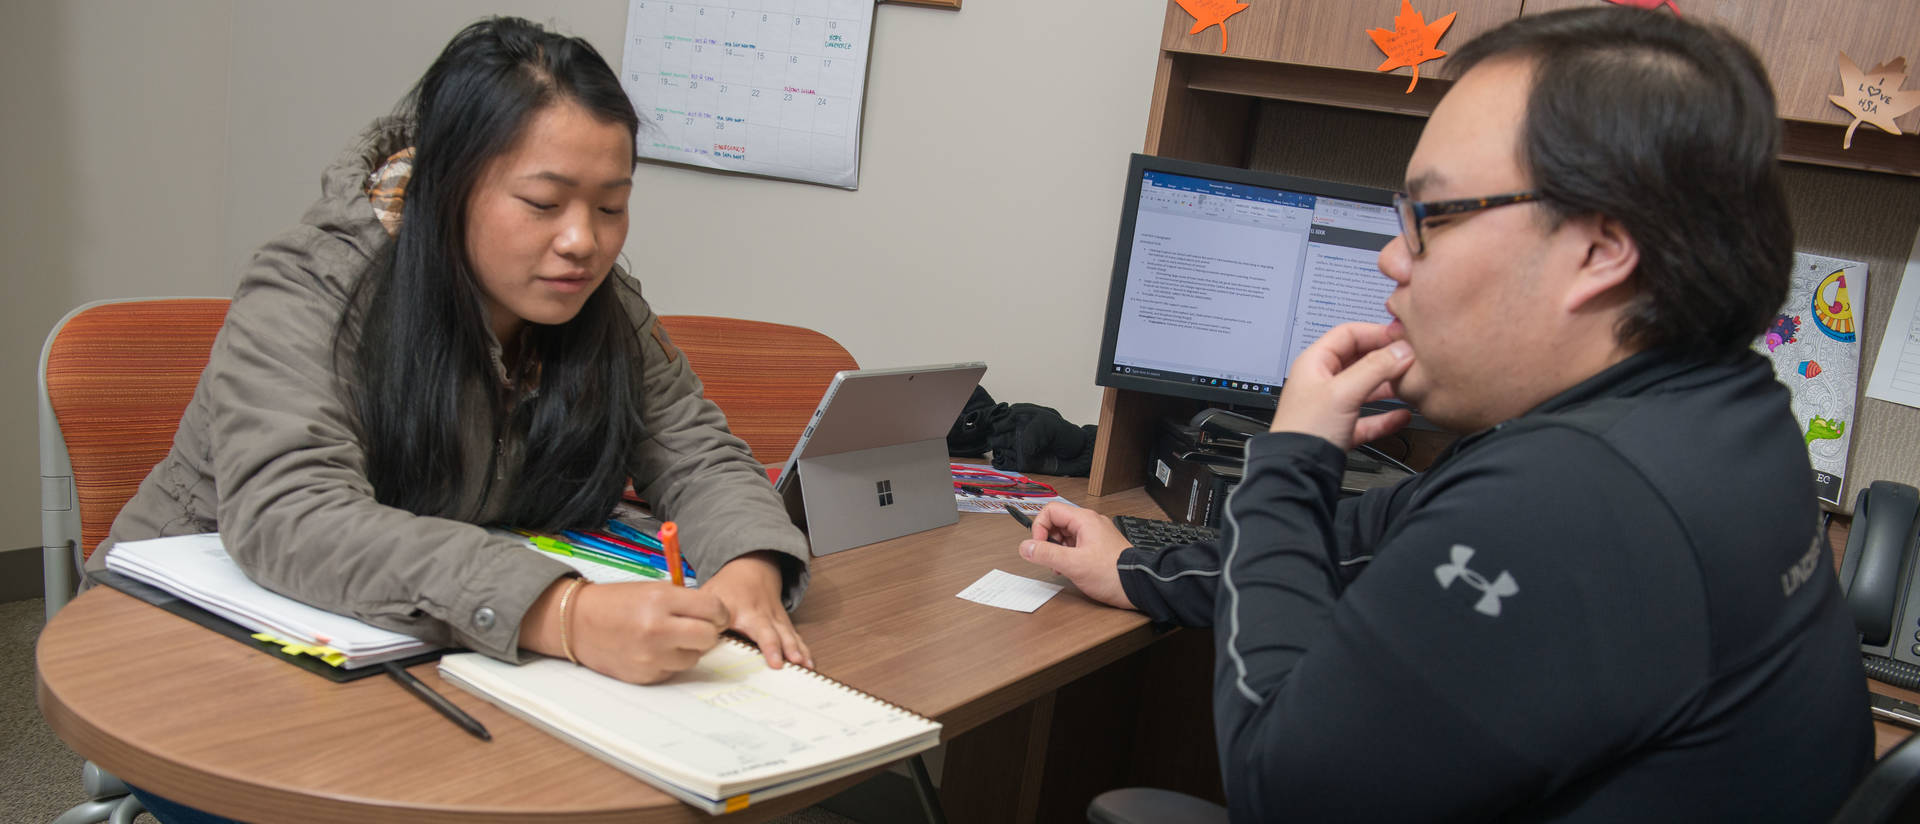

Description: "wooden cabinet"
1523 0 1920 136
1148 0 1920 176
1164 0 1920 145
1161 0 1522 81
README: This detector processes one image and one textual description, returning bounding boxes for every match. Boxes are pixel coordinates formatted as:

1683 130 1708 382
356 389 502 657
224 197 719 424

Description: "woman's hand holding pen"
1019 503 1136 611
703 552 813 670
523 578 731 684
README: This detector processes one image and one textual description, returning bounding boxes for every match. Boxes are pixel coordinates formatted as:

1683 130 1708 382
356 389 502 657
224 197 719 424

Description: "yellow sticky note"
251 632 349 667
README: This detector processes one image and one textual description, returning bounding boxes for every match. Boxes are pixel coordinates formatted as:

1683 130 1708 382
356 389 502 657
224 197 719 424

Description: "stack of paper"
106 534 437 668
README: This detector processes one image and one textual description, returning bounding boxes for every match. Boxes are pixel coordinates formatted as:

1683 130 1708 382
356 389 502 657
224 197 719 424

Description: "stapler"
1189 408 1387 473
1190 408 1265 441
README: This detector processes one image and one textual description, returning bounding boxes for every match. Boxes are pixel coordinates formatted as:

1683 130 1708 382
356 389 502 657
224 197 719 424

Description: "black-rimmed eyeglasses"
1392 191 1541 256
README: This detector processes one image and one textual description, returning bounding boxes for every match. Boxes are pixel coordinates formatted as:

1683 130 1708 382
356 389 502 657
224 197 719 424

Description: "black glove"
986 402 1098 477
947 385 997 458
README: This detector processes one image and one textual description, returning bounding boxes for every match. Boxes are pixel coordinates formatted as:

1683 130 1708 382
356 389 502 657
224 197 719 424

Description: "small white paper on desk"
957 570 1064 613
956 494 1076 515
1867 227 1920 408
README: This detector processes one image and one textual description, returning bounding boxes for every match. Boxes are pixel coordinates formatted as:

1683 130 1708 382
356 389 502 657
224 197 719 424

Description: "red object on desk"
659 522 684 588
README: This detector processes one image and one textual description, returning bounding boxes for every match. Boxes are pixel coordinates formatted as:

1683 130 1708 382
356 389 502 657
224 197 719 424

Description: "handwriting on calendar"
622 0 874 188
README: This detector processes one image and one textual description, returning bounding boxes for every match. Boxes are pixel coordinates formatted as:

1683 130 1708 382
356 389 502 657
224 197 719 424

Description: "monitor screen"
1096 154 1402 410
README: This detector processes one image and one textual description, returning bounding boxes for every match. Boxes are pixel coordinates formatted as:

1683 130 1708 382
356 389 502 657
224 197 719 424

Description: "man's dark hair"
1449 8 1790 360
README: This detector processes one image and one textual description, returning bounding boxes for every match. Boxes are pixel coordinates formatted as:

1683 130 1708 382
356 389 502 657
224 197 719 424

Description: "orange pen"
659 521 684 587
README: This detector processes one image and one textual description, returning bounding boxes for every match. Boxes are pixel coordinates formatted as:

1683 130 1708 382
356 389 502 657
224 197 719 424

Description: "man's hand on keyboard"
1019 503 1137 611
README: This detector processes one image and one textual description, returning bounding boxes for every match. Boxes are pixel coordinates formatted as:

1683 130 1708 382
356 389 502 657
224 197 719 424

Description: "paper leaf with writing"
1368 1 1457 93
1176 0 1250 54
1604 0 1681 14
1829 53 1920 149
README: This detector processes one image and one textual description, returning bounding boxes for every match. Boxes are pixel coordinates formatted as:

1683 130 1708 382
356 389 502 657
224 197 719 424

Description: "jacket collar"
1435 348 1750 460
1525 347 1711 416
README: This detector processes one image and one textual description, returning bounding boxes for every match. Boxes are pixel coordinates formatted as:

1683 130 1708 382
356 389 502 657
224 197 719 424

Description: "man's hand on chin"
1270 322 1414 450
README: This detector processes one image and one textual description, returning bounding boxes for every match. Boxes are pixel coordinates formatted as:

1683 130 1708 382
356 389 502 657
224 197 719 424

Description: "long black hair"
339 16 644 529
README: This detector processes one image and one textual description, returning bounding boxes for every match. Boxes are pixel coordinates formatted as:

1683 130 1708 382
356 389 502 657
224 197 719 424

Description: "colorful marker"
562 529 667 572
660 521 684 587
519 531 664 581
603 519 664 551
576 529 694 580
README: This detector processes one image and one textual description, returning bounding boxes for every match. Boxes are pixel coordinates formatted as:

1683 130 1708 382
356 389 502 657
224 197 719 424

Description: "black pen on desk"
383 661 491 742
1004 503 1035 529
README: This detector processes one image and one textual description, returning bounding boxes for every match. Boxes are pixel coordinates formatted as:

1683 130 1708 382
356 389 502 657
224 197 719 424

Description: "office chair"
657 315 858 463
1087 788 1227 824
39 297 230 824
1831 731 1920 824
1088 727 1920 824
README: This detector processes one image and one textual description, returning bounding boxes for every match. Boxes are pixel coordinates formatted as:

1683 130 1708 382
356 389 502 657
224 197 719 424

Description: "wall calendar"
621 0 876 188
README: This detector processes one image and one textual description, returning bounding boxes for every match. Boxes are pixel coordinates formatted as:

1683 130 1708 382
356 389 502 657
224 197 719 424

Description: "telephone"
1838 480 1920 688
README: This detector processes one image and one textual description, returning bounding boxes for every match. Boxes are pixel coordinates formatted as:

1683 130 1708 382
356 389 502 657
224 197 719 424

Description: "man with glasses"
1022 7 1871 820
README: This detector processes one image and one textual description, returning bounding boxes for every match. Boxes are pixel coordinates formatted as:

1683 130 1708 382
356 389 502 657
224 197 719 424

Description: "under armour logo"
1434 544 1518 617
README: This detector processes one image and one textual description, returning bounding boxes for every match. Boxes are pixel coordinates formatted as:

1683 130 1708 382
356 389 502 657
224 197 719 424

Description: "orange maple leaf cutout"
1605 0 1681 14
1829 53 1920 149
1368 1 1457 94
1176 0 1250 54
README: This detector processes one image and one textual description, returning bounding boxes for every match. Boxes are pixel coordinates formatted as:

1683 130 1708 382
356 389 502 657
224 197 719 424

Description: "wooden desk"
36 478 1173 824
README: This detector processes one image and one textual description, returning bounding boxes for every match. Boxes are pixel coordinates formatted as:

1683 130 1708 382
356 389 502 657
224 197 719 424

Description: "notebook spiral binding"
720 638 935 725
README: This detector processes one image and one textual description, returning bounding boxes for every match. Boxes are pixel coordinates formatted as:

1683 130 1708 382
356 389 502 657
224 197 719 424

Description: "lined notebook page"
439 640 939 801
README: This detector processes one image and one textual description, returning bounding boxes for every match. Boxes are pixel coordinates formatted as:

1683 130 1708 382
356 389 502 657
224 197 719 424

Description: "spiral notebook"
438 640 941 814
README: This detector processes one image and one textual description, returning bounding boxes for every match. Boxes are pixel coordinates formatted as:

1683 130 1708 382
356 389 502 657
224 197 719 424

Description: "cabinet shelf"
1168 50 1920 178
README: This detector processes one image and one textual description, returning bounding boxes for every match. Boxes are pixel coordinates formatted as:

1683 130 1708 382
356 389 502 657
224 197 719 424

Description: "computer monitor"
1095 154 1403 412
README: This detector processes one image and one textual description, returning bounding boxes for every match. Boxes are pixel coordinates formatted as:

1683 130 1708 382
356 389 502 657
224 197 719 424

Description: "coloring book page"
1758 252 1866 506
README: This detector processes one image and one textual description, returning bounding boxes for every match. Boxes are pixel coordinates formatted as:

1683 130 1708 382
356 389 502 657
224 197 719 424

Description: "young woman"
98 17 812 692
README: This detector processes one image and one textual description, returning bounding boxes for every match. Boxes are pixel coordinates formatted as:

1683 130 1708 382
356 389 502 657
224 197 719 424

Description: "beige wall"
4 1 234 554
2 1 1164 549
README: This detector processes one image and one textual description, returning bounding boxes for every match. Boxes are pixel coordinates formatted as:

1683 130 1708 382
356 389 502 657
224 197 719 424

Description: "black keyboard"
1112 515 1219 551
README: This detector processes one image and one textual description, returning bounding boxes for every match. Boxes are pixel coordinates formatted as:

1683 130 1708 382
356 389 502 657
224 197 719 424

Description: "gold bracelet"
557 577 588 665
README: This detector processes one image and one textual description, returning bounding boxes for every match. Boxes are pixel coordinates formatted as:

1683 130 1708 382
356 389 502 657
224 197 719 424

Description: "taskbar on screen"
1109 363 1277 397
